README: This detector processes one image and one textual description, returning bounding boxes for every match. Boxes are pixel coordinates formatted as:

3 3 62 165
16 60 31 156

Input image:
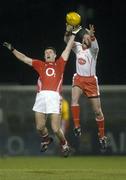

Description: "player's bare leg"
89 97 108 151
71 86 82 136
51 114 70 157
35 112 53 152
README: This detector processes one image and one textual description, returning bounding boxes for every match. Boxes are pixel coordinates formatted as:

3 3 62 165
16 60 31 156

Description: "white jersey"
72 39 99 76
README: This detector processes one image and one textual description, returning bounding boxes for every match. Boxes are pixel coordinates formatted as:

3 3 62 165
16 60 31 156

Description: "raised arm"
3 42 32 66
62 26 82 61
85 24 99 52
64 24 73 43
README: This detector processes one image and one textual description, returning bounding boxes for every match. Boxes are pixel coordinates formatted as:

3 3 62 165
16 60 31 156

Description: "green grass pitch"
0 156 126 180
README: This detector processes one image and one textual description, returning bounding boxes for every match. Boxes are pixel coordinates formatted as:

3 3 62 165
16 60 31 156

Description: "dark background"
0 0 125 85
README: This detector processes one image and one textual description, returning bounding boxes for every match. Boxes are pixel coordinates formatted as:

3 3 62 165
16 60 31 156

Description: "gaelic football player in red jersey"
64 24 107 152
3 26 81 157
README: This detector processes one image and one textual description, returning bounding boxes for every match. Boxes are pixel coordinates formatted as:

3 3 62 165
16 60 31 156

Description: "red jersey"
32 57 66 93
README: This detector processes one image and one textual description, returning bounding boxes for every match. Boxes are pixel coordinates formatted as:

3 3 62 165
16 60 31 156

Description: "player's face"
44 49 56 62
82 34 91 49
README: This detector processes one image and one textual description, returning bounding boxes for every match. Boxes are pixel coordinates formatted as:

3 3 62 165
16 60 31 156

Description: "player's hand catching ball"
66 23 74 33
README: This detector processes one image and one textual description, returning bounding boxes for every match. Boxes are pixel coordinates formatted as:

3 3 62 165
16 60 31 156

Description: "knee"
71 96 79 105
52 126 60 134
36 124 45 132
94 109 104 119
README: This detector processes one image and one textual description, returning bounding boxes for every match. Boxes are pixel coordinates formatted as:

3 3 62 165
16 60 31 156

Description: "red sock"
96 117 105 138
71 105 80 128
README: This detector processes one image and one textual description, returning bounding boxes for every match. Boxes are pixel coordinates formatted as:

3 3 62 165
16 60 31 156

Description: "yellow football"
66 12 81 26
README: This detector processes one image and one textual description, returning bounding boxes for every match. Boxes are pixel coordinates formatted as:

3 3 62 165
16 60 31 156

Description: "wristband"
71 32 76 36
65 31 71 36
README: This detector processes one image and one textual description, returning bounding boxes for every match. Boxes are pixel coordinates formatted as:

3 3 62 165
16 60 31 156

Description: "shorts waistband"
76 74 96 78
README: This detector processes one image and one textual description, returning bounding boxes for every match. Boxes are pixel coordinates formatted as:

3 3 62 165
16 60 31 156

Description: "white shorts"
32 90 62 114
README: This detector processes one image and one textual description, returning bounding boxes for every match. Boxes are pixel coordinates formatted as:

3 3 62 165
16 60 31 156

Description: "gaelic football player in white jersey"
64 24 107 151
3 25 81 157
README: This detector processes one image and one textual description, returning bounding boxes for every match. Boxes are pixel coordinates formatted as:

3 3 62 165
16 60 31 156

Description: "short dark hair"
45 46 56 54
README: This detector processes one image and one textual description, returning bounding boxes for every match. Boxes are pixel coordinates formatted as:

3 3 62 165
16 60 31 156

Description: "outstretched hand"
3 42 14 51
66 23 74 32
85 24 95 36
